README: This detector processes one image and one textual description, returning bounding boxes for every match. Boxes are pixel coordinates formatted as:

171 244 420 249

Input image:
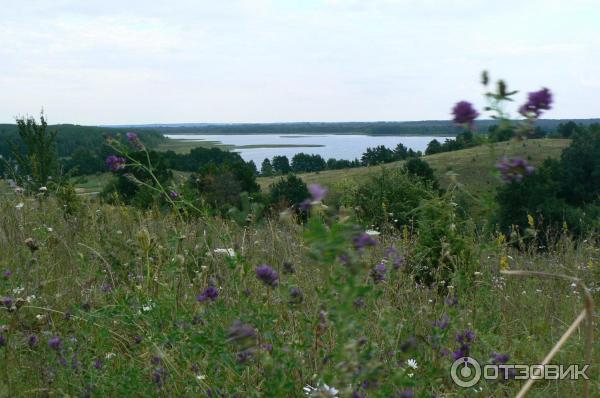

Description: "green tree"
261 158 273 176
10 113 59 191
272 155 291 175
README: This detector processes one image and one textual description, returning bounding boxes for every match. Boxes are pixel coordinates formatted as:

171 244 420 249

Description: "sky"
1 0 599 125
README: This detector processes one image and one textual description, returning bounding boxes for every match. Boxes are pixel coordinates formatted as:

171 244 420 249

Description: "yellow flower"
500 255 510 271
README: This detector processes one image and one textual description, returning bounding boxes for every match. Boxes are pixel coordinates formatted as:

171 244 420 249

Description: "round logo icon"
450 357 481 388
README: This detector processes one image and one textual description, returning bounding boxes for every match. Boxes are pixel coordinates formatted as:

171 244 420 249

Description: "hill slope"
257 139 570 195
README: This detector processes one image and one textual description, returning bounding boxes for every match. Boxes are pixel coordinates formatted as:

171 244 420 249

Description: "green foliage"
9 114 59 191
403 158 437 187
268 174 309 210
352 167 435 229
291 153 326 173
412 192 475 285
271 155 291 175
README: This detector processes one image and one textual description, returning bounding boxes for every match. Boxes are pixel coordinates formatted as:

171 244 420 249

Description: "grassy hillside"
257 139 570 194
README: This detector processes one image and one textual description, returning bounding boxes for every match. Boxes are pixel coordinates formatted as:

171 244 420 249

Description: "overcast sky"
1 0 598 125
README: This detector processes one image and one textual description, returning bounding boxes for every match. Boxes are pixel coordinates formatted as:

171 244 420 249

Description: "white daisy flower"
365 230 380 236
407 358 418 370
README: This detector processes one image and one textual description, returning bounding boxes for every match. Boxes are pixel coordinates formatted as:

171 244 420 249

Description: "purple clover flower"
519 88 553 118
255 264 279 287
353 233 378 251
105 155 127 172
452 101 479 127
197 286 219 302
496 157 535 183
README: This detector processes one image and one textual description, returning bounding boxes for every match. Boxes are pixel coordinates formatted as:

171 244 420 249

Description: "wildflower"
255 264 279 287
370 263 387 283
48 336 62 350
15 202 24 210
126 132 144 149
308 184 328 202
399 388 414 398
496 157 535 183
406 358 418 370
289 287 304 304
169 190 179 199
353 233 377 251
101 284 112 293
452 101 479 127
38 186 48 193
2 270 11 279
213 248 235 257
433 314 450 330
491 352 510 365
303 382 339 397
93 358 103 369
105 155 127 172
197 286 219 302
227 320 256 343
28 334 39 348
1 296 14 309
519 88 553 118
24 237 39 252
456 330 475 343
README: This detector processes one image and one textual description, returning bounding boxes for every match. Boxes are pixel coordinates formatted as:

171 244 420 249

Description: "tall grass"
0 194 597 397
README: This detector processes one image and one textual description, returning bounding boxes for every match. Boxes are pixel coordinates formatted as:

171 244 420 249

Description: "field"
257 139 570 193
0 190 597 397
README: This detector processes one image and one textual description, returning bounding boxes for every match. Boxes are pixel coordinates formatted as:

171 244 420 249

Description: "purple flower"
456 330 475 343
134 335 143 344
1 297 14 309
453 345 470 360
0 334 6 347
491 352 510 365
496 157 535 183
353 233 378 251
227 320 256 343
101 283 112 293
289 287 304 304
2 270 11 279
519 88 553 118
371 263 387 283
399 388 414 398
48 336 62 350
126 132 144 150
255 264 279 287
452 101 479 126
445 295 458 306
197 286 219 302
432 314 450 330
93 358 103 369
308 184 328 202
169 190 179 199
28 334 39 348
105 155 127 172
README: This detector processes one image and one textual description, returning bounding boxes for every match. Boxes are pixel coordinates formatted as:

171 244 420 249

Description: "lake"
164 134 453 165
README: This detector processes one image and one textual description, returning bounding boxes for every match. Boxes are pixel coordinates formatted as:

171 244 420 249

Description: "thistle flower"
519 88 553 118
452 101 479 127
197 286 219 302
308 184 328 202
106 155 127 172
126 132 144 150
255 264 279 287
496 157 535 183
1 296 14 309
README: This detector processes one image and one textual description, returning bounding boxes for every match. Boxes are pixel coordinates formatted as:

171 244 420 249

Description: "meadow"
0 169 598 397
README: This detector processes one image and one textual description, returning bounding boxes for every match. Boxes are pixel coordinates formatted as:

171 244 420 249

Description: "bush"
403 158 437 187
268 174 309 210
352 168 435 229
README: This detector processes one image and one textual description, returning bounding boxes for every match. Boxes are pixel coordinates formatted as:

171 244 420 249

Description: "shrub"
352 168 435 229
268 174 309 210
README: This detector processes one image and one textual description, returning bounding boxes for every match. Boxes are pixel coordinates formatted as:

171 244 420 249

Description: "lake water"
164 134 453 165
